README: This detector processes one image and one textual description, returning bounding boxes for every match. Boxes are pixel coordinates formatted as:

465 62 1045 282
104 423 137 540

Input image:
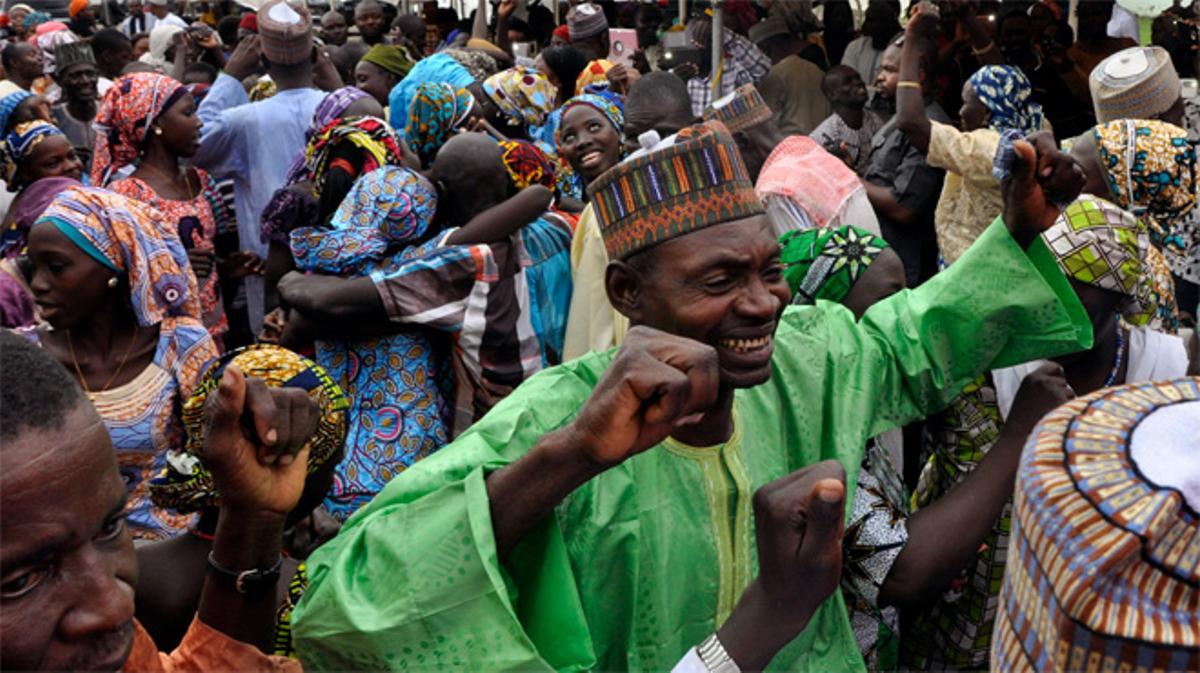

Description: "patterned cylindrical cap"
1089 46 1181 123
992 377 1200 672
588 121 765 260
567 2 607 40
54 40 94 73
703 83 773 134
258 0 313 66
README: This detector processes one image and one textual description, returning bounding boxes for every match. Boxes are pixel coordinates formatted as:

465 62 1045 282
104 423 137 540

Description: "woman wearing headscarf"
905 194 1191 669
1070 118 1195 330
287 165 452 521
0 176 78 328
470 65 557 142
95 72 230 343
404 81 476 168
897 13 1048 265
22 186 220 540
554 90 623 202
136 344 349 652
139 23 184 73
282 85 383 187
354 43 413 107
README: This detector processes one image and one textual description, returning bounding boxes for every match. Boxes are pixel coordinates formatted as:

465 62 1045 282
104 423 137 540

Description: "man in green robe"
289 124 1091 671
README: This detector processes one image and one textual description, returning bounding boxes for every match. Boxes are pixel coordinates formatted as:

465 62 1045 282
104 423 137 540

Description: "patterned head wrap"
779 225 891 304
993 377 1200 673
91 72 188 187
284 86 372 185
1042 195 1155 325
21 10 50 33
967 65 1044 136
590 122 764 260
556 90 624 200
290 166 438 276
248 76 277 101
150 344 349 514
499 139 557 191
443 48 499 82
2 120 66 186
361 43 414 77
482 66 557 129
1 176 79 259
0 90 34 135
405 82 475 166
575 59 614 95
1094 119 1196 254
35 186 201 325
301 116 404 188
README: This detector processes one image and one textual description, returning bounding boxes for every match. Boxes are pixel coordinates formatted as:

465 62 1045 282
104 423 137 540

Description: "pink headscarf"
755 136 862 229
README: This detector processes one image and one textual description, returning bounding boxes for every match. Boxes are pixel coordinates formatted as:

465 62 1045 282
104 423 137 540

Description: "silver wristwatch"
697 634 741 673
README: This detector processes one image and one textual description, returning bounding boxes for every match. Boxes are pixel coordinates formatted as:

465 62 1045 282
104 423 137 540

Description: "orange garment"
122 618 301 672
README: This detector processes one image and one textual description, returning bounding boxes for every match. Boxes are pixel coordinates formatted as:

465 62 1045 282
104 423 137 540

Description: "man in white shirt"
121 0 186 36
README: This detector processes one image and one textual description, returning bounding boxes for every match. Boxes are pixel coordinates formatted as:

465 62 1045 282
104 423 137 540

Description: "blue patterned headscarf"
290 165 438 276
0 90 34 135
556 90 625 200
2 120 65 186
405 82 475 167
967 65 1044 136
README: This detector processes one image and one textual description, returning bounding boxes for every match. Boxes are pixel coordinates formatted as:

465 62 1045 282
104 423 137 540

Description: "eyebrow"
1 495 127 570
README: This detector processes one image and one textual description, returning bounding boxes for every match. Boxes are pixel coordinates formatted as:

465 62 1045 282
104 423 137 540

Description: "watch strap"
697 634 741 673
206 551 283 594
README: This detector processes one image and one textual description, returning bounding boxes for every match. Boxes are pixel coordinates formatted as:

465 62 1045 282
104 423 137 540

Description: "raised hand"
905 1 940 38
716 460 847 670
1002 133 1085 248
224 34 261 81
202 366 319 520
1005 361 1075 435
570 326 720 467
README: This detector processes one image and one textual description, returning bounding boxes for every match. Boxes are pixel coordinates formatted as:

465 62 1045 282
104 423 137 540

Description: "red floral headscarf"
92 72 188 187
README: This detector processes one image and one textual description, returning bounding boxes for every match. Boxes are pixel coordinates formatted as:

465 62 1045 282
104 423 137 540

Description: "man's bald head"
624 71 697 147
431 134 510 223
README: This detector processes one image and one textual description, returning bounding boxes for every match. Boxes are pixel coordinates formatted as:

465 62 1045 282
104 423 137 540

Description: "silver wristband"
697 634 741 673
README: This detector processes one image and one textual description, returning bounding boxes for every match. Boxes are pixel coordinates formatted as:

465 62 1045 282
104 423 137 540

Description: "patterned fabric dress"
289 166 450 521
111 172 229 341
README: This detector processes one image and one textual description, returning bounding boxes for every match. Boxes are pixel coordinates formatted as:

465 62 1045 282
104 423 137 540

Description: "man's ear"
606 259 645 323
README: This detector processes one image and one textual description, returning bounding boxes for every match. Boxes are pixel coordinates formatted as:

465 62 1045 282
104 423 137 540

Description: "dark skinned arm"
444 185 553 245
195 368 319 653
494 0 515 57
861 179 918 226
277 272 389 332
878 364 1072 608
895 3 938 155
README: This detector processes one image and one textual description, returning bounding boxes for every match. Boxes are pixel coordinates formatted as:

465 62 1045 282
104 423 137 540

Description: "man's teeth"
719 336 771 352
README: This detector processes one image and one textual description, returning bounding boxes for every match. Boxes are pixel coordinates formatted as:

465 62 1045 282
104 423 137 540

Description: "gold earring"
107 276 119 288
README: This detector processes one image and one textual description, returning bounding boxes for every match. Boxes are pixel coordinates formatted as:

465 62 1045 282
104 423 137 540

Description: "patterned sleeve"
369 236 489 334
726 31 772 81
842 438 909 610
162 318 220 399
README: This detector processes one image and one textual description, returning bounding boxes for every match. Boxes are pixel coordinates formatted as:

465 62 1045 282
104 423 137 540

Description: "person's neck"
833 103 864 129
363 33 383 45
66 97 96 121
1062 316 1123 395
66 298 138 358
670 384 735 446
269 68 315 92
10 71 34 89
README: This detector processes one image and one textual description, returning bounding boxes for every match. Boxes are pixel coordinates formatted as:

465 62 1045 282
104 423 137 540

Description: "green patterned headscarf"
780 225 890 304
1042 194 1155 325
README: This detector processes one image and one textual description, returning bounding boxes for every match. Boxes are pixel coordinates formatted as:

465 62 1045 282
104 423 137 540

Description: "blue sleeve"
193 73 249 178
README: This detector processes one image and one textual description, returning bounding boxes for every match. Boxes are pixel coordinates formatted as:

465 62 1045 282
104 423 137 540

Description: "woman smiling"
555 91 624 202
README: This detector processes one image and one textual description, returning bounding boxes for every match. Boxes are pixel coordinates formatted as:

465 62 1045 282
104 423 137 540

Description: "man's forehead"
655 216 776 265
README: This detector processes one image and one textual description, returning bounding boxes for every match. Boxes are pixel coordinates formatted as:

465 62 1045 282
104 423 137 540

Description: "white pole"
711 0 723 94
677 0 684 26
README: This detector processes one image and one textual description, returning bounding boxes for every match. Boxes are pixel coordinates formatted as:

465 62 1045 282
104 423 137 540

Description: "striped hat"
258 0 313 66
1089 46 1181 123
992 377 1200 672
588 121 764 260
566 2 607 40
703 83 773 134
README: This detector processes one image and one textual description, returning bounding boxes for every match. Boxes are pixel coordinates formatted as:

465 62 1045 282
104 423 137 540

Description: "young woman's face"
26 221 115 329
153 92 202 158
18 136 83 186
353 60 396 106
959 83 990 132
557 105 621 183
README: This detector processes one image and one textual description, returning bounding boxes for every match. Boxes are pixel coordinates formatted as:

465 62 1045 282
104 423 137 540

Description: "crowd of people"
0 0 1197 670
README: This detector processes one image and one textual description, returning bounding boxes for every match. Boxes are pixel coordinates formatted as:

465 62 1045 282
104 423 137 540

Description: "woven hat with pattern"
993 377 1200 672
703 83 773 134
53 40 94 74
589 121 764 260
567 2 607 40
1089 46 1181 123
258 0 312 66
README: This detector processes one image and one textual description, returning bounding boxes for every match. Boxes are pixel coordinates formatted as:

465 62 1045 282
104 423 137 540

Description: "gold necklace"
66 326 140 397
139 161 196 200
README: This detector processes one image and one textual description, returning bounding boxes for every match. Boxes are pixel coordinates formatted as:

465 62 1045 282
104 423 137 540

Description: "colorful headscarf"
284 86 373 186
405 82 474 166
779 225 891 304
556 91 624 200
2 120 65 186
248 76 277 101
444 48 499 82
35 186 201 325
967 65 1044 136
301 115 404 188
290 166 438 276
499 139 557 191
21 10 50 33
91 72 188 187
1094 119 1196 255
186 82 211 105
575 59 614 96
0 90 34 135
1043 195 1155 325
150 344 349 514
1 176 79 259
482 66 557 129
